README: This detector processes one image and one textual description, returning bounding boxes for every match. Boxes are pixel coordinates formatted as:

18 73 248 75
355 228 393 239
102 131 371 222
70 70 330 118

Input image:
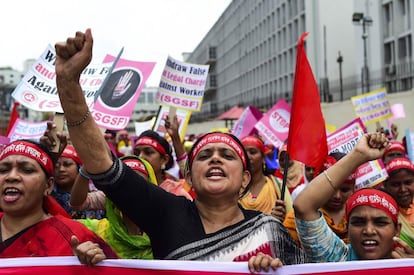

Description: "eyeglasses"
55 161 76 168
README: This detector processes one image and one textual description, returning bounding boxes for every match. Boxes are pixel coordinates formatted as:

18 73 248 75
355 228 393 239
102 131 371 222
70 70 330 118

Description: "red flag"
287 33 327 169
6 102 20 136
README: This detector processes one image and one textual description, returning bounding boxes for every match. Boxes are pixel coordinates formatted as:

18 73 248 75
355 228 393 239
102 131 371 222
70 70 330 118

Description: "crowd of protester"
1 29 414 273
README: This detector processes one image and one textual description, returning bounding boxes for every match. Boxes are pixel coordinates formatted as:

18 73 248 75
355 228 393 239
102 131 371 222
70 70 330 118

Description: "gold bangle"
66 110 90 127
323 170 336 190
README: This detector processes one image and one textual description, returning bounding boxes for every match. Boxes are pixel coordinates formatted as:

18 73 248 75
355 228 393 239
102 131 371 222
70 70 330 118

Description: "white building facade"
185 0 413 122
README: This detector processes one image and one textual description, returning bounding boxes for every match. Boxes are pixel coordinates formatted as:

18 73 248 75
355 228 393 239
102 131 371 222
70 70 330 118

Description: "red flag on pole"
287 33 327 170
6 102 20 136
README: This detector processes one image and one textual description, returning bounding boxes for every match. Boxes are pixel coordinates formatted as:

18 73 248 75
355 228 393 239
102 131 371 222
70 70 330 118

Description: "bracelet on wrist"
323 170 335 190
78 167 91 180
66 110 90 127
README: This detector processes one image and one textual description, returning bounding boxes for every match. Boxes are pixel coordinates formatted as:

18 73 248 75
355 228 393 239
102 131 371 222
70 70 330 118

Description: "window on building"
209 47 217 59
382 2 392 38
147 92 154 103
398 0 410 29
137 92 146 103
298 0 305 12
210 75 217 87
398 35 412 60
400 77 412 90
384 41 395 64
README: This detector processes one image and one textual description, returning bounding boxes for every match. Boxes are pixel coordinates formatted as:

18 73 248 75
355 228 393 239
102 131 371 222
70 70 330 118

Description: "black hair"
137 130 174 170
185 132 252 198
329 151 347 161
105 129 117 138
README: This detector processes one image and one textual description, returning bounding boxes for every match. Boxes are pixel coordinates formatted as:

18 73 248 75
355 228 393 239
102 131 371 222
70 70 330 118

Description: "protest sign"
92 55 155 130
12 45 117 113
7 119 47 142
327 118 387 189
231 106 263 139
255 99 291 148
152 105 191 140
387 103 406 129
0 136 10 152
351 87 392 126
134 118 156 137
406 129 414 163
155 56 209 112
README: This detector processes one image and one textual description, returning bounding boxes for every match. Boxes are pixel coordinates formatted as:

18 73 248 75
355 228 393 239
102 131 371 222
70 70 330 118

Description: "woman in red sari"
0 139 117 265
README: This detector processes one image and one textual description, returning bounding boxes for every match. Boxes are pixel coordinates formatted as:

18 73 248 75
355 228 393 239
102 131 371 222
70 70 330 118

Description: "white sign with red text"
327 118 388 189
11 44 115 113
7 119 48 142
155 56 209 112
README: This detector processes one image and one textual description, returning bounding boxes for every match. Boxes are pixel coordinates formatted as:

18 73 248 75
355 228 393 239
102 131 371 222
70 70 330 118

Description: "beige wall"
187 89 414 138
322 90 414 136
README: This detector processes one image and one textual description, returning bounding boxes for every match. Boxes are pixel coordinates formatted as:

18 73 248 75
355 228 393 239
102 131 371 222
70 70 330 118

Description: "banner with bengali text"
6 118 47 142
0 257 414 275
351 87 392 126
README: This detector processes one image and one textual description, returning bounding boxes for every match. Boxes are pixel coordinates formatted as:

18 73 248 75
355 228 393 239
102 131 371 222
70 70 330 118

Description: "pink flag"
231 106 263 139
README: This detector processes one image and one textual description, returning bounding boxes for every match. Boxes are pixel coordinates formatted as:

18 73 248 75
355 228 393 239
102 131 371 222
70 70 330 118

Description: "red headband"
60 145 82 165
122 158 148 177
384 141 406 157
135 137 167 155
0 141 54 177
346 188 398 223
190 133 247 169
386 157 414 175
321 155 356 185
241 136 271 155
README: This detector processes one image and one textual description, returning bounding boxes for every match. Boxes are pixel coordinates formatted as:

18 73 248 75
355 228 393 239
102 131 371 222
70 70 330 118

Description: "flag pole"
280 152 290 201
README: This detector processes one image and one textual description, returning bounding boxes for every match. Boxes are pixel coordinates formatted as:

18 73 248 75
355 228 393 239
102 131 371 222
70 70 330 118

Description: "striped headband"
190 133 247 169
135 136 167 155
0 141 54 177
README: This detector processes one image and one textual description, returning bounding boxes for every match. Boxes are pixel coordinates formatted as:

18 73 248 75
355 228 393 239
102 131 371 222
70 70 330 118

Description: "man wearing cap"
383 157 414 248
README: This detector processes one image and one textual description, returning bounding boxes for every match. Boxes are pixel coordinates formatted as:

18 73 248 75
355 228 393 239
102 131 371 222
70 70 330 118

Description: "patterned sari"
79 199 153 259
165 213 306 265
